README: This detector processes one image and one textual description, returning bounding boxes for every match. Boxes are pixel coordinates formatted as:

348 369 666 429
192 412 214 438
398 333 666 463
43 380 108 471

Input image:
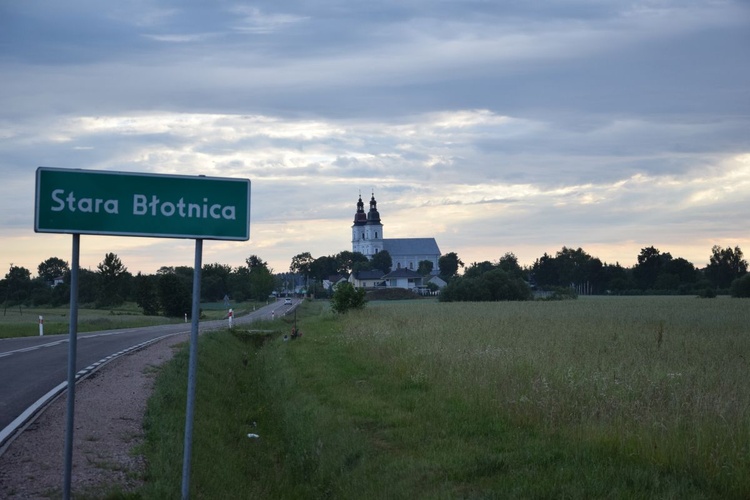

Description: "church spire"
352 193 367 226
366 191 381 224
351 190 384 258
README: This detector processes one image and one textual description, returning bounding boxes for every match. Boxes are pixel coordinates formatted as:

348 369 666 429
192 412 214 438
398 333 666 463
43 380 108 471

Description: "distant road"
0 298 299 448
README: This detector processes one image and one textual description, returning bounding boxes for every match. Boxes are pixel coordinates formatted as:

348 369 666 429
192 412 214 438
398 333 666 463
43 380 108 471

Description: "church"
351 193 441 273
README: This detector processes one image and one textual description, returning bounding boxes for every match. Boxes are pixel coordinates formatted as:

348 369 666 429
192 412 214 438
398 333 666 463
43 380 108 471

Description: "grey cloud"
1 1 748 273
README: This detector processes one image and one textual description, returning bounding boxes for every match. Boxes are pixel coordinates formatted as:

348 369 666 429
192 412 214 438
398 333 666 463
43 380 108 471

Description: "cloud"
0 1 748 276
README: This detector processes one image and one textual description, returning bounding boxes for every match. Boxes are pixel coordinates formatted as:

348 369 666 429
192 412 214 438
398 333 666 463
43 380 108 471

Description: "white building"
351 194 441 272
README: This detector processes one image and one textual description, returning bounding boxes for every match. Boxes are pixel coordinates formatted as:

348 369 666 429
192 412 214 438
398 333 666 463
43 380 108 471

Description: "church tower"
352 193 384 258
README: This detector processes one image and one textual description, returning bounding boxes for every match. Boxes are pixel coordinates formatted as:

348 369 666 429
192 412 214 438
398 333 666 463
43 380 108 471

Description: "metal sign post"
181 239 203 500
62 234 79 500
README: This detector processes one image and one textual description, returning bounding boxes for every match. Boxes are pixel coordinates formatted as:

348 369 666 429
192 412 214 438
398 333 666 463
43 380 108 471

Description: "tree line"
440 245 750 302
1 253 277 317
2 244 749 315
289 245 749 297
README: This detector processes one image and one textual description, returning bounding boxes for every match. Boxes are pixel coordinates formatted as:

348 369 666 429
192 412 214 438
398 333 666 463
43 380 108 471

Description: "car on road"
284 298 292 305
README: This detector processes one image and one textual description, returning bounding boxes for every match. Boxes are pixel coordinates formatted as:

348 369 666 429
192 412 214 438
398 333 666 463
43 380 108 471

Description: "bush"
366 288 418 301
440 269 532 302
331 282 367 313
540 287 578 301
730 274 750 298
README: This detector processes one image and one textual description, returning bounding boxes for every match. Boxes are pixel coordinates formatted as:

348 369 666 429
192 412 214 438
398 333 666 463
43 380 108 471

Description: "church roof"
326 274 348 283
382 238 441 257
383 268 422 279
352 269 386 280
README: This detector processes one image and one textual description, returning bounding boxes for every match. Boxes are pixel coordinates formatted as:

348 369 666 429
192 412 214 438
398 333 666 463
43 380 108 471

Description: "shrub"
730 274 750 298
366 288 417 301
540 286 578 301
440 269 532 302
331 282 367 313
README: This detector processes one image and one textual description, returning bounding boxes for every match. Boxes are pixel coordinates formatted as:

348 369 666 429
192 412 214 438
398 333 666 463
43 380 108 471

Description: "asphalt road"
0 299 299 447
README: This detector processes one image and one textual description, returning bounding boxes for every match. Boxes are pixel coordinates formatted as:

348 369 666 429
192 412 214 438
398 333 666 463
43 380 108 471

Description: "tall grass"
140 297 749 499
342 297 749 494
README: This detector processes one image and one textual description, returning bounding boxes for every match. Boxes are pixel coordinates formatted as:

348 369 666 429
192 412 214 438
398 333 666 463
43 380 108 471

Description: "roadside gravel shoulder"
0 333 188 499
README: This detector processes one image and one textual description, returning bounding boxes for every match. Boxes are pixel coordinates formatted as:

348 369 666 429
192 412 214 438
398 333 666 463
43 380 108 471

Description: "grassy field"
0 301 263 339
137 296 749 499
0 303 175 338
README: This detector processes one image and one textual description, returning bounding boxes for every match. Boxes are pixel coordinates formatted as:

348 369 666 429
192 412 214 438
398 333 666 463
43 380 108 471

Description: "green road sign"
35 167 251 240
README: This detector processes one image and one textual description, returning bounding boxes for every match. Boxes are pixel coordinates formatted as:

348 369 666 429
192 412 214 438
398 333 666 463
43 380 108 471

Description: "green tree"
158 271 192 317
28 276 55 306
531 253 557 287
228 266 252 302
633 247 672 290
246 255 275 300
663 257 698 285
417 260 434 276
371 250 392 274
330 282 367 313
77 268 100 304
602 262 635 293
37 257 69 283
246 255 268 272
555 247 594 288
654 273 679 291
334 251 369 275
705 245 748 289
250 265 275 301
290 252 315 281
202 263 232 302
352 259 373 273
134 272 160 315
497 252 524 279
310 255 339 282
438 252 464 279
96 253 129 307
730 274 750 298
463 261 495 279
545 247 609 293
3 265 32 307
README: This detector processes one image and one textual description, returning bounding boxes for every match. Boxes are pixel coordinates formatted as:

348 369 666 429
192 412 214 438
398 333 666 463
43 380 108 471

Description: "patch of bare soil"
0 333 187 499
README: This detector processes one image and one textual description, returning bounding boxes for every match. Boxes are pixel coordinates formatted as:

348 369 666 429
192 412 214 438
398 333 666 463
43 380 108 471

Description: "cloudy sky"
1 0 748 277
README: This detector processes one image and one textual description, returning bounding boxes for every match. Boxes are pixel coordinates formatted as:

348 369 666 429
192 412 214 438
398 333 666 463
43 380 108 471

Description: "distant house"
323 274 348 291
426 275 447 289
349 269 386 289
382 268 423 291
